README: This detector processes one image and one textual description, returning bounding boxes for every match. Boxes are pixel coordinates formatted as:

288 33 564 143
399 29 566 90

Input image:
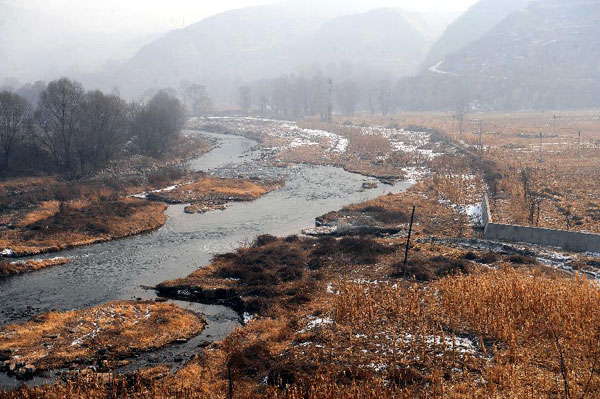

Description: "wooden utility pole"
478 120 483 153
539 131 544 163
578 130 582 160
459 113 464 136
403 206 416 267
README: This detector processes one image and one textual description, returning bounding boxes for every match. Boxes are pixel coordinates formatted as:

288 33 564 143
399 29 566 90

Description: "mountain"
421 0 531 70
292 9 428 78
398 0 600 111
109 5 430 98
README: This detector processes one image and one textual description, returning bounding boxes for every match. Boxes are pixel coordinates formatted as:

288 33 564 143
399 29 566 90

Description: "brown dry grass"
15 266 599 399
149 176 281 204
0 301 205 373
0 258 70 277
0 198 167 257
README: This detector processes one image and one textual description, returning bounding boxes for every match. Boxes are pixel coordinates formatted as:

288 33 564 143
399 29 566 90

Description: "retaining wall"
482 195 600 253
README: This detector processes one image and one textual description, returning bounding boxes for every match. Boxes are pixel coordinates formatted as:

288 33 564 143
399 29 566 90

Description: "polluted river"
0 130 412 388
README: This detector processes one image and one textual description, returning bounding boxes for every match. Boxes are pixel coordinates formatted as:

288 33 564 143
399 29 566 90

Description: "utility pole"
539 131 544 163
478 120 483 153
403 206 416 267
578 129 582 160
459 113 464 137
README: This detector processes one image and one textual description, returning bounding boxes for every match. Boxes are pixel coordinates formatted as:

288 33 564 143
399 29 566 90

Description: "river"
0 130 411 388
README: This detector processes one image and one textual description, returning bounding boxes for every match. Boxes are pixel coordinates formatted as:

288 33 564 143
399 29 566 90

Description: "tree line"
0 78 185 178
235 74 400 119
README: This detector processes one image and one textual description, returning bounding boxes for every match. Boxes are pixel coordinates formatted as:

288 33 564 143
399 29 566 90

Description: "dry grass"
0 301 205 373
0 258 70 277
0 198 167 257
149 176 281 205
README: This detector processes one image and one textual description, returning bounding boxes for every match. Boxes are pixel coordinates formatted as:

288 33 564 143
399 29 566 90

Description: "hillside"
421 0 530 70
111 5 430 98
292 9 428 77
399 0 600 111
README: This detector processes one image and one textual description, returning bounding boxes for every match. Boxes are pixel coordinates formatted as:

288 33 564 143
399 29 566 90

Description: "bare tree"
34 77 84 174
132 90 185 157
376 80 392 115
238 86 251 115
74 90 129 175
186 84 212 116
335 80 361 116
16 81 46 107
0 91 31 170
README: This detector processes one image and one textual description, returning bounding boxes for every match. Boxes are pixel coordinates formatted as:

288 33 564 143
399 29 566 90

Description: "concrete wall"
481 196 600 253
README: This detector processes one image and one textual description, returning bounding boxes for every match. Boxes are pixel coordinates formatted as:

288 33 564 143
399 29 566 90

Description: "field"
2 112 600 398
336 111 600 234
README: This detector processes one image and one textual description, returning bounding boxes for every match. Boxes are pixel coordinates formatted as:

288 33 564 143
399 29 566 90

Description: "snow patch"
1 249 14 257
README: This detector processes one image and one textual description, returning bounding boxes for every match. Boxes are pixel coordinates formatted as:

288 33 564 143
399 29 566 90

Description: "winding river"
0 130 411 388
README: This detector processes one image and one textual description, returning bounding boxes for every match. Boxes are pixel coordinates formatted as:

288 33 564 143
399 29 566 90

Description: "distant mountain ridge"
109 4 441 98
399 0 600 111
421 0 531 70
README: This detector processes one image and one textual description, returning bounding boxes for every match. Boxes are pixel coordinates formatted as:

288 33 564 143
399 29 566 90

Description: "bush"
479 252 500 264
509 255 537 265
392 255 470 281
338 237 396 264
253 234 278 247
358 206 408 224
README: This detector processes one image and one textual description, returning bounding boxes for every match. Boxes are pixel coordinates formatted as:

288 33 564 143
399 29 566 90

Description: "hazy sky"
5 0 479 34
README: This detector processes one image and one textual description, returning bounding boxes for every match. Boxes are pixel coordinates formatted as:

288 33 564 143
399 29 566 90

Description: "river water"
0 130 411 388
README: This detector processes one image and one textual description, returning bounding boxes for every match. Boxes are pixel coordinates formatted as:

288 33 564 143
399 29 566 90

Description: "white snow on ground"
300 316 334 333
243 312 254 324
460 204 483 226
205 117 349 155
373 127 441 159
0 249 14 257
428 60 458 76
401 167 430 184
132 184 181 200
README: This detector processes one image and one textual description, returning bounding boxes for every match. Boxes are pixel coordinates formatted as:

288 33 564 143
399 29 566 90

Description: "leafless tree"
376 80 392 115
186 84 212 116
335 80 361 116
132 90 185 157
0 91 31 170
34 77 84 174
74 90 129 175
238 86 251 115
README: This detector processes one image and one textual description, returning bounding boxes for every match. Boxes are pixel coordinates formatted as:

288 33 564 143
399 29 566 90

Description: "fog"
0 0 477 87
3 0 597 112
